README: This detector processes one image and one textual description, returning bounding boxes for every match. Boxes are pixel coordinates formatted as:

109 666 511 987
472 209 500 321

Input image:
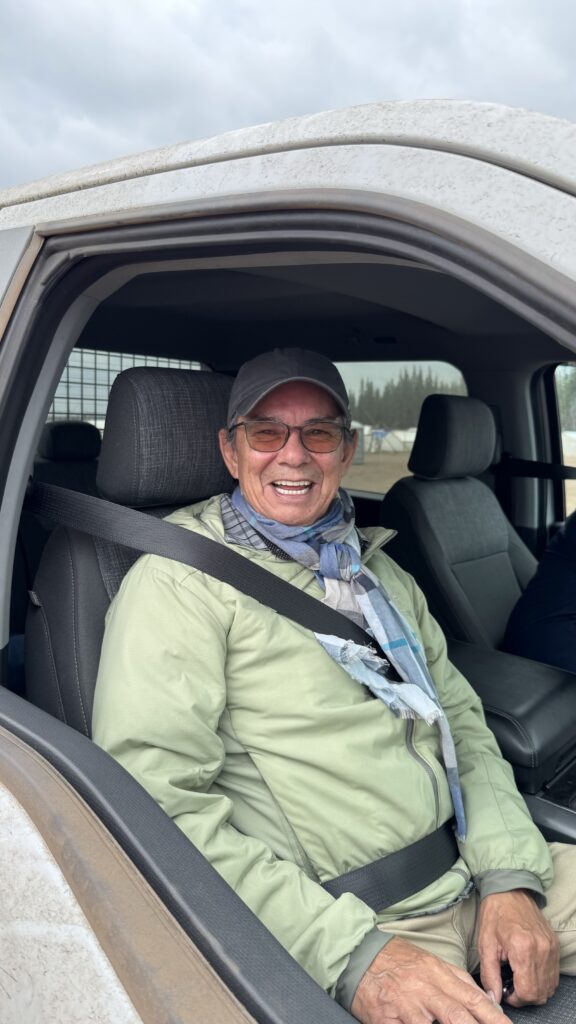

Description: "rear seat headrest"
408 395 497 480
97 367 235 507
38 420 101 462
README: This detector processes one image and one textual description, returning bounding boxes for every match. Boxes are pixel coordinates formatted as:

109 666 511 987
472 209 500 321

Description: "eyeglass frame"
227 416 354 453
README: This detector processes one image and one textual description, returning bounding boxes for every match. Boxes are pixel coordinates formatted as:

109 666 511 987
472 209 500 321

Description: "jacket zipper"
405 719 440 826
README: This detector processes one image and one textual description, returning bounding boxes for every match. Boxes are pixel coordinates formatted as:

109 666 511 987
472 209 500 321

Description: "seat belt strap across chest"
25 480 460 911
25 481 372 645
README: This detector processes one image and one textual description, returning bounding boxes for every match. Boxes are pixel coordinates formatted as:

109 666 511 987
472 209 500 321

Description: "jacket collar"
359 525 397 560
188 495 396 564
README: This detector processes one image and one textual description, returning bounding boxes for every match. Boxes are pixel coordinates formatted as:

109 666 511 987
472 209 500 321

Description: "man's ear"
341 429 359 470
218 428 239 479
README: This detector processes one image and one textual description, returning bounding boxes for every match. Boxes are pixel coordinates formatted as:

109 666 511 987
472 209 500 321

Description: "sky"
1 0 575 190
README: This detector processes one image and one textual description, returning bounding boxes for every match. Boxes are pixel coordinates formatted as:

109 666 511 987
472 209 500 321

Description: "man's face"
219 381 357 526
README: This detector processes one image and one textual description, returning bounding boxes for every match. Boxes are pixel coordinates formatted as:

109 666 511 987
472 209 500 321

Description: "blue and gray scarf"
224 487 466 839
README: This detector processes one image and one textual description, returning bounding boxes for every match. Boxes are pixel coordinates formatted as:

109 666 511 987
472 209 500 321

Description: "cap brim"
232 376 349 423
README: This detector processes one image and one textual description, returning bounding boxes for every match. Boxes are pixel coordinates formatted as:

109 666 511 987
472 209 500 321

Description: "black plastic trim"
524 795 576 844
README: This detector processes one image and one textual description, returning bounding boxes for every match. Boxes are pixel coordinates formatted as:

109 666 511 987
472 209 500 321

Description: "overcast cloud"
1 0 575 188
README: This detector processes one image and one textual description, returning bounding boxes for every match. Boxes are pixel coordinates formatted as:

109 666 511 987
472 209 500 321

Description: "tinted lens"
240 421 344 452
301 425 343 452
244 422 288 450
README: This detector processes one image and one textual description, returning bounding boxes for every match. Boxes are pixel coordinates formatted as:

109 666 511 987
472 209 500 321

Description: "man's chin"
261 496 322 526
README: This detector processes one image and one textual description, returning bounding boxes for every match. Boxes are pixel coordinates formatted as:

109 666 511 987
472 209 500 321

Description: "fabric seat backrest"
8 420 102 692
21 420 102 579
33 420 101 493
24 368 234 734
380 395 537 648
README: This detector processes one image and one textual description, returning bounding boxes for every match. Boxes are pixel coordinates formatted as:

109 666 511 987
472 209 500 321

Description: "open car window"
554 363 576 515
337 360 466 494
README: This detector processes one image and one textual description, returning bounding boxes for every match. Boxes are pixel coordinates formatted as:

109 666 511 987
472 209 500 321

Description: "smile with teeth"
272 480 314 495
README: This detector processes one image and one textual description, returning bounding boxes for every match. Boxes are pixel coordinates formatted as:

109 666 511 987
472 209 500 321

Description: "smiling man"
93 348 576 1024
220 349 357 526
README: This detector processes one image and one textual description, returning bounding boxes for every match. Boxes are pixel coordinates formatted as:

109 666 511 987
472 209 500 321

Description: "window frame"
3 203 576 1019
3 205 576 651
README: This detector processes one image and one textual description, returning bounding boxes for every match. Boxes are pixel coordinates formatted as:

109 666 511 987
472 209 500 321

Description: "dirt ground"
343 450 576 517
343 451 411 494
564 457 576 513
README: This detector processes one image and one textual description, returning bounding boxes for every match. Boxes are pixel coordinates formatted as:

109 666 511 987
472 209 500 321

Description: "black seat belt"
25 481 376 647
322 819 457 911
24 480 459 911
493 454 576 482
492 453 576 518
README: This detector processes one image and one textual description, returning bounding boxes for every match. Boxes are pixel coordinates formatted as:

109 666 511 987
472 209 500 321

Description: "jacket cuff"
335 927 393 1012
474 869 546 908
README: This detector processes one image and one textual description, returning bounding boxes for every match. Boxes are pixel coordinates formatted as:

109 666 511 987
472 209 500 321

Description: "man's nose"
278 428 311 462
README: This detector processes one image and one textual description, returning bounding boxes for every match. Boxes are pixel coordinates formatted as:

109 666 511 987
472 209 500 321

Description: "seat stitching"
128 376 140 503
65 535 89 736
36 602 67 724
482 704 537 767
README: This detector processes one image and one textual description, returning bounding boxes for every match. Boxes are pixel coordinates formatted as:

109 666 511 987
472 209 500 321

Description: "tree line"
348 367 466 430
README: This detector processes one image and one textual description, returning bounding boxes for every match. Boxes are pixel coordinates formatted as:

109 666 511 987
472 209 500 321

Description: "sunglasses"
229 418 350 453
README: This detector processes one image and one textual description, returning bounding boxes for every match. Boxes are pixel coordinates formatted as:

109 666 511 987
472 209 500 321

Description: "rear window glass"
48 348 202 432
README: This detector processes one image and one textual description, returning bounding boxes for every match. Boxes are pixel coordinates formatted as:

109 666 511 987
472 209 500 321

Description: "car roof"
2 99 576 293
2 99 576 207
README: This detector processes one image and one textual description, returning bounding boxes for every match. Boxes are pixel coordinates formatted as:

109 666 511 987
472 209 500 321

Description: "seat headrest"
97 367 234 507
408 395 497 480
38 420 101 462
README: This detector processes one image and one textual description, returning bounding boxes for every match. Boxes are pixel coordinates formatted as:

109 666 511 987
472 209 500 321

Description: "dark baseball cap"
227 348 351 427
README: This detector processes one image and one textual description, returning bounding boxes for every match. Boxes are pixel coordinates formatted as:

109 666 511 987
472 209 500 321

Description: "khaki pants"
379 843 576 976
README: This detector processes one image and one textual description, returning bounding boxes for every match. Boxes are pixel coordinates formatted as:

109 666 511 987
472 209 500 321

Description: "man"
93 348 576 1024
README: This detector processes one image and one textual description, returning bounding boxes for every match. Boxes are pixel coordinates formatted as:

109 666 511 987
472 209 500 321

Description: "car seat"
34 419 101 490
24 367 233 733
8 420 102 692
380 394 537 647
22 419 102 582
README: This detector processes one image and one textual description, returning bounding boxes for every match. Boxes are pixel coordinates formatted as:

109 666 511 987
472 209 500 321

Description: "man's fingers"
477 891 561 1007
479 954 504 1006
352 938 512 1024
504 922 559 1004
431 999 504 1023
430 985 511 1024
366 985 510 1024
507 946 560 1006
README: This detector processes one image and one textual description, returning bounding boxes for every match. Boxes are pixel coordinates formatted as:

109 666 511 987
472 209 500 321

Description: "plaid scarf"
223 487 466 839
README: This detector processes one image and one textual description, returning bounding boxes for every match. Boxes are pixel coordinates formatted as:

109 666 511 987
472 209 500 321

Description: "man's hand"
478 890 559 1007
351 935 510 1024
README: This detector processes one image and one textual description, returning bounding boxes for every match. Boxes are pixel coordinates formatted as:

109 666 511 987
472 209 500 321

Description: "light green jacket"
92 496 553 1008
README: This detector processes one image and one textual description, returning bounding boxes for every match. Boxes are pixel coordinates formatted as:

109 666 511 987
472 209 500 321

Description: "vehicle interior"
3 213 576 1020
